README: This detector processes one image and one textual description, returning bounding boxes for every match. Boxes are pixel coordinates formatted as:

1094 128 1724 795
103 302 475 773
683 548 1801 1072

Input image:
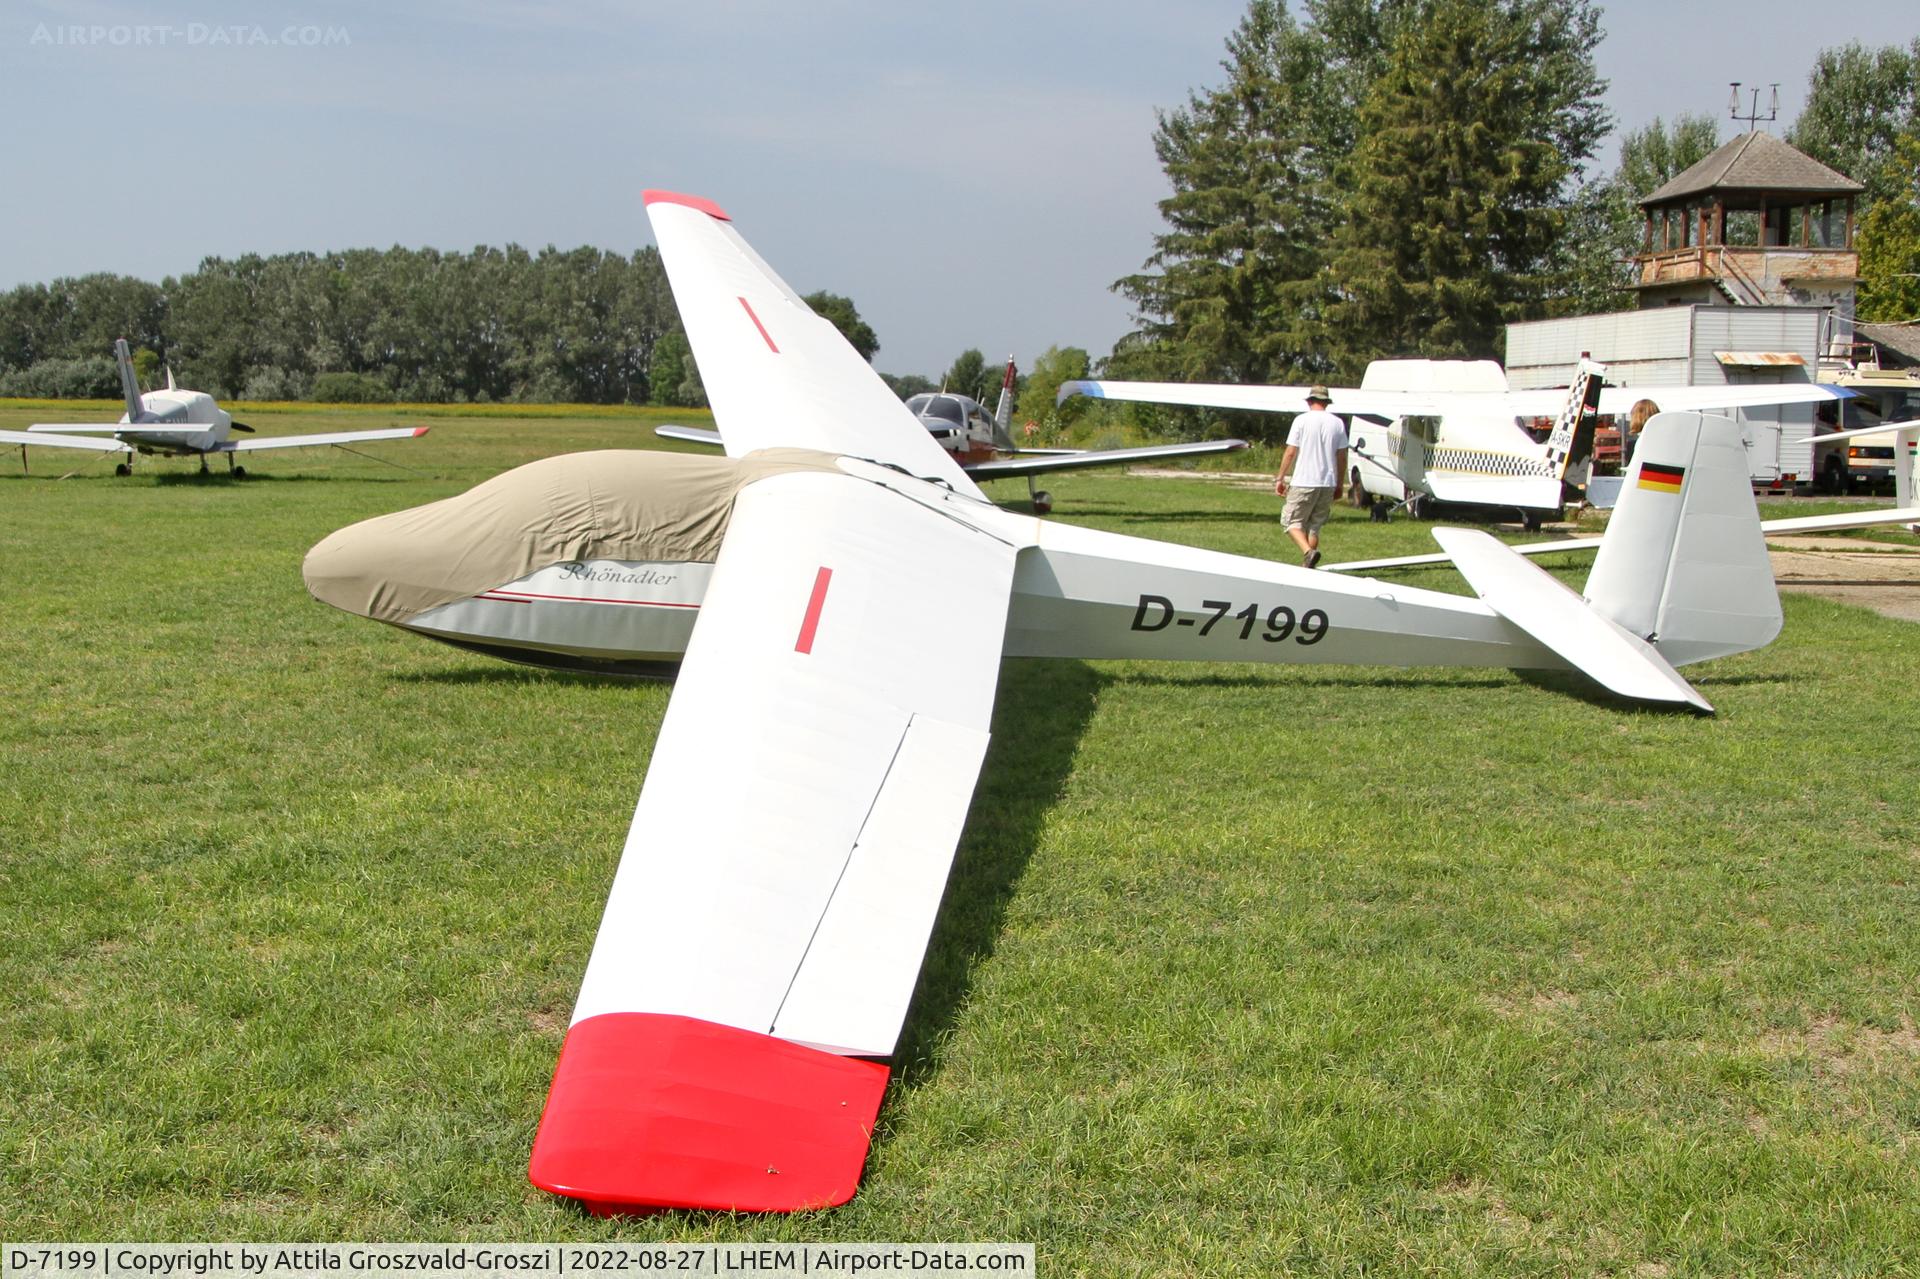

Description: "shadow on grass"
1109 667 1516 693
396 664 648 690
149 470 421 486
891 658 1105 1088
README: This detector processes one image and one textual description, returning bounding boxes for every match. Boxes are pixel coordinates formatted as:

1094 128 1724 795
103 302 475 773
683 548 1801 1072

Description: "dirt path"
1765 537 1920 623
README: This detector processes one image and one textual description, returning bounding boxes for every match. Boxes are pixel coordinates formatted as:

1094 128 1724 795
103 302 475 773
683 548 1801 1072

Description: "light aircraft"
0 338 429 476
305 191 1799 1215
659 354 1249 514
1058 359 1854 527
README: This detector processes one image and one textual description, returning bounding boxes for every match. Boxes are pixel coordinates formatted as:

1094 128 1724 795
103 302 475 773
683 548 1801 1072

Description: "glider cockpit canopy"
303 446 841 626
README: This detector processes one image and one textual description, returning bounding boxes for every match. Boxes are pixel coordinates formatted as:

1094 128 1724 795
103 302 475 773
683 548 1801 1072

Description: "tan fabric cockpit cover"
303 448 844 624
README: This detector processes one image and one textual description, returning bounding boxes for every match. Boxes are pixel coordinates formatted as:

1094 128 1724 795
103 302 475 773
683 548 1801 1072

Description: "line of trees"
1110 3 1920 441
4 12 1913 420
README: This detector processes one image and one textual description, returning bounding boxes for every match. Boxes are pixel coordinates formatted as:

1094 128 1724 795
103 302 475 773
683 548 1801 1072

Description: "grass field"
2 403 1917 1274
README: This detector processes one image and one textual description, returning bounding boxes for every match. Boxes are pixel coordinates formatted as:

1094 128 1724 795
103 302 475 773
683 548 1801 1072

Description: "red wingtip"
642 190 732 221
528 1012 889 1214
411 426 430 437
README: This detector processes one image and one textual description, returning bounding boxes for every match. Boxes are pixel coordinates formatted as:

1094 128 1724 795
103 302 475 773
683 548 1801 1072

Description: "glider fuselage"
306 450 1563 679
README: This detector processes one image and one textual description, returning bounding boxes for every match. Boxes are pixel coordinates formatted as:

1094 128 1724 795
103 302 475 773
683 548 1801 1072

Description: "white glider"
303 192 1798 1214
0 338 429 476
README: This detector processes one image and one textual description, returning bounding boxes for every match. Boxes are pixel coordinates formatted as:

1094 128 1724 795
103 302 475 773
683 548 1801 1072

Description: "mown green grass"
2 404 1917 1273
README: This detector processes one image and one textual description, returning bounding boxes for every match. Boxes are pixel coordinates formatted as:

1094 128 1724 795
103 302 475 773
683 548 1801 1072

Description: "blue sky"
2 1 1914 377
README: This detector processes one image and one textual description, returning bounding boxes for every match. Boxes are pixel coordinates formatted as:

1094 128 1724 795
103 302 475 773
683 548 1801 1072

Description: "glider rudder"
1583 411 1781 666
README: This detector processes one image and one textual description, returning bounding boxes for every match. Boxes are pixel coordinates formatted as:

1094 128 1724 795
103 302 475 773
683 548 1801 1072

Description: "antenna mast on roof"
1728 82 1780 131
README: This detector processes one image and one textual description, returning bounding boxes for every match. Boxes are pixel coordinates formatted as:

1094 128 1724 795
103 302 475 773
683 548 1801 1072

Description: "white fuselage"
1345 361 1564 513
116 389 232 454
314 452 1562 679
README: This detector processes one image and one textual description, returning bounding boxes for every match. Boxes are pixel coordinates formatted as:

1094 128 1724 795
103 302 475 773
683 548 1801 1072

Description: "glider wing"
528 465 1017 1213
644 190 981 495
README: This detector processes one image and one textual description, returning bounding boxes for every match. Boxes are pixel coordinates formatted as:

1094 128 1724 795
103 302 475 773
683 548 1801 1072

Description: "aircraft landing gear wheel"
232 465 247 479
114 462 131 476
1522 511 1542 533
1350 467 1367 507
1406 493 1426 520
1033 491 1053 515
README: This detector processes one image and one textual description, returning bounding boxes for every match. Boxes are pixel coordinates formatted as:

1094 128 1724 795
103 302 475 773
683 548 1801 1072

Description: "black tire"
1522 511 1543 533
232 465 247 479
1033 492 1053 515
114 462 131 476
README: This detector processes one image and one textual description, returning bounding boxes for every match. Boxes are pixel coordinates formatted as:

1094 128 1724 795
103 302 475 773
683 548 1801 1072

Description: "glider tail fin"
1542 356 1606 482
114 338 144 422
991 355 1018 451
1897 422 1916 511
1583 410 1781 667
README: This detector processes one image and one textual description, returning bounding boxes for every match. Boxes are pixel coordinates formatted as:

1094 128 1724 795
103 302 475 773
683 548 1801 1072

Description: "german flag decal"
1638 461 1685 493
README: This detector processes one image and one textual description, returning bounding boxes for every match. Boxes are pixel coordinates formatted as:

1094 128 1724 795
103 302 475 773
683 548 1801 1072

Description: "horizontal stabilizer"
655 424 725 448
1432 526 1711 711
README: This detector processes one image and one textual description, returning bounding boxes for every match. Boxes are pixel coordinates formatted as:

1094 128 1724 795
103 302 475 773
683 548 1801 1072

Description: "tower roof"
1642 131 1864 206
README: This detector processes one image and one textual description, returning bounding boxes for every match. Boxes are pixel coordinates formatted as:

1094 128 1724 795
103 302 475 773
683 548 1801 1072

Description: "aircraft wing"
645 190 982 496
528 464 1018 1213
228 426 429 452
1059 378 1416 418
655 424 725 448
0 428 131 453
1061 379 1855 421
963 437 1249 478
27 423 128 433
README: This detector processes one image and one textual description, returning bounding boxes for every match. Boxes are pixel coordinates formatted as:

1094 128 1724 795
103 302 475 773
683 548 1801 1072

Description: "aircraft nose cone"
302 517 399 621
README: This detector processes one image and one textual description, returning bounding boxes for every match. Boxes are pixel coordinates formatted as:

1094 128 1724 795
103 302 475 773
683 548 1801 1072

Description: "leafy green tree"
1326 0 1607 372
1789 39 1920 209
1552 114 1718 316
1017 346 1092 434
880 372 937 399
1857 132 1920 322
941 348 993 401
1119 0 1607 399
1114 0 1336 386
801 292 880 362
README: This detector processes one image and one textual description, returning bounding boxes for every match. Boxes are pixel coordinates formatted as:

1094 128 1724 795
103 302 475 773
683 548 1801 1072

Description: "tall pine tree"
1326 0 1606 372
1112 0 1335 386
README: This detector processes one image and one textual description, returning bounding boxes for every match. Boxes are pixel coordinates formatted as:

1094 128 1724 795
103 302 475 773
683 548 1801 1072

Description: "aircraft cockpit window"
908 396 966 426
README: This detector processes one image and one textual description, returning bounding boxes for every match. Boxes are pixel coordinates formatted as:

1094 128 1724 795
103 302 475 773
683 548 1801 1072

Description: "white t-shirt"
1287 409 1348 487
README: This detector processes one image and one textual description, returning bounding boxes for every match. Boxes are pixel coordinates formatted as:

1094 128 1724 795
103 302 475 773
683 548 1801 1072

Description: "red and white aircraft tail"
990 354 1018 451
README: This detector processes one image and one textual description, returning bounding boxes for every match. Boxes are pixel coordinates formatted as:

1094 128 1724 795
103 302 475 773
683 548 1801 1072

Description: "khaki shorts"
1281 484 1336 534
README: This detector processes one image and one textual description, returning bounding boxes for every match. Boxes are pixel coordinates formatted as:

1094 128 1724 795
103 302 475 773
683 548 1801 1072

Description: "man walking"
1275 385 1348 569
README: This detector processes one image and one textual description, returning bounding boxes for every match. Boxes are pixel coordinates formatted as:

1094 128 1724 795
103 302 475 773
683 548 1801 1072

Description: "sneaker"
1304 549 1321 569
